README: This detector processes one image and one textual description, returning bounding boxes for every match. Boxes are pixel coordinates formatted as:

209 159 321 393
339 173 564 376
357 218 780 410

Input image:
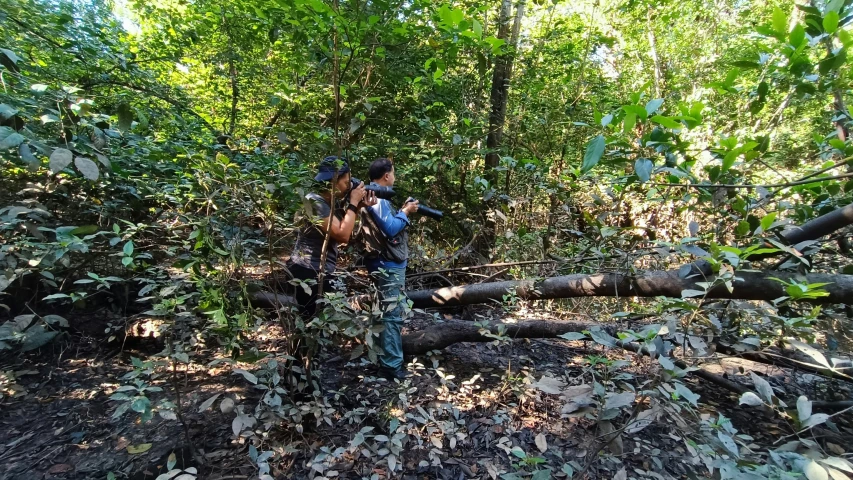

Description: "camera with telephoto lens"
350 177 396 200
405 197 444 220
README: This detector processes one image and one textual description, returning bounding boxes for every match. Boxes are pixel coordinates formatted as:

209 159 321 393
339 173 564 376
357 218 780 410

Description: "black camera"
350 177 396 200
405 198 444 220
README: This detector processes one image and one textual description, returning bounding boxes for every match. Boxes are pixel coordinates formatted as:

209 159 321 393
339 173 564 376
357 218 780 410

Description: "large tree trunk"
402 319 596 355
477 0 526 259
407 270 853 308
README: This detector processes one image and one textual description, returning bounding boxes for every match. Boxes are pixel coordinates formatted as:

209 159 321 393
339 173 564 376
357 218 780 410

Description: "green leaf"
21 328 58 351
634 158 654 182
127 443 152 454
49 148 73 174
623 112 637 134
19 143 39 169
651 115 682 129
123 241 134 256
739 392 764 406
510 446 527 459
804 459 829 480
70 225 99 236
581 135 605 174
75 156 100 180
645 98 664 116
797 395 812 422
558 332 587 341
773 7 788 36
622 104 648 119
790 24 806 47
824 11 840 34
0 132 24 150
472 19 483 38
760 212 778 232
827 0 845 13
131 396 151 413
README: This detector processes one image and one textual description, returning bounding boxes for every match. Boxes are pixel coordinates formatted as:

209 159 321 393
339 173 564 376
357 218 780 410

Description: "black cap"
314 156 351 182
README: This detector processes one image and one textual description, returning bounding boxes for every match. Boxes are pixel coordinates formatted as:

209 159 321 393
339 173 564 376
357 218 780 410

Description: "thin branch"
632 172 853 189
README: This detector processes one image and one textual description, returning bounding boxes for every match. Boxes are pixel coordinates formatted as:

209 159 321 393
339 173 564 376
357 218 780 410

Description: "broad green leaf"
717 431 739 457
49 148 73 174
674 382 700 406
19 143 39 169
557 332 586 341
827 0 845 13
651 115 682 129
233 368 258 384
123 240 134 256
760 212 778 232
804 460 829 480
127 443 152 454
581 135 605 174
681 289 705 298
622 104 648 119
824 11 839 34
21 327 58 351
750 372 775 403
797 395 812 422
0 132 24 150
635 158 654 182
623 112 637 134
788 339 832 368
645 98 664 115
0 104 17 122
790 24 806 47
802 413 830 429
131 396 151 413
773 7 788 36
198 393 221 413
739 392 764 406
472 19 483 38
510 446 527 459
75 157 100 180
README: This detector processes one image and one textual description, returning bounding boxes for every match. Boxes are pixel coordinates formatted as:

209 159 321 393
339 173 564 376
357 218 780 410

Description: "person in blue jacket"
360 158 419 380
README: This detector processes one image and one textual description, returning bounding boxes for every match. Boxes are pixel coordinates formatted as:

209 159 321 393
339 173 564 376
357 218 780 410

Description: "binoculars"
350 177 444 220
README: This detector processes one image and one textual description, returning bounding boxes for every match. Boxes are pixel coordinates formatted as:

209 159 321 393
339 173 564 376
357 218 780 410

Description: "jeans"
369 266 406 371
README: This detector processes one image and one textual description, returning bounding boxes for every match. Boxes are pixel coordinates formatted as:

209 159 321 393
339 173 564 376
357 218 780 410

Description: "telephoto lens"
350 177 396 200
417 204 444 220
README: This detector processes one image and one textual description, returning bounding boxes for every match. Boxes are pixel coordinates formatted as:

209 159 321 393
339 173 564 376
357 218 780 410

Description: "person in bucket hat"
286 156 375 318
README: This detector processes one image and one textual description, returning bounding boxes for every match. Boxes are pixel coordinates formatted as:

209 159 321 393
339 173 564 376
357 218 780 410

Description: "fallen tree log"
401 319 602 355
407 271 853 308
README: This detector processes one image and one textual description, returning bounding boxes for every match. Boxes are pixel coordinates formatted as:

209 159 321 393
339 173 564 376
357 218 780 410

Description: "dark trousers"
286 262 334 319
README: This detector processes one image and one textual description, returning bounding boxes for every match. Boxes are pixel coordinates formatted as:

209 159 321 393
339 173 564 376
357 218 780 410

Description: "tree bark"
646 7 663 98
401 319 598 355
484 0 515 173
406 270 853 308
780 202 853 246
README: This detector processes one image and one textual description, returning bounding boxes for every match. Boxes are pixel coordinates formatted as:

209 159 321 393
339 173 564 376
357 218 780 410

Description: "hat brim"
314 168 349 182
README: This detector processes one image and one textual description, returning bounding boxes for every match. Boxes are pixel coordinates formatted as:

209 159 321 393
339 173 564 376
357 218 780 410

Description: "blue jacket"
366 194 410 269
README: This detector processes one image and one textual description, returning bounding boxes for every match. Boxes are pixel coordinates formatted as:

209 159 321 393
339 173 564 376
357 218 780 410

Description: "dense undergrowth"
2 0 853 478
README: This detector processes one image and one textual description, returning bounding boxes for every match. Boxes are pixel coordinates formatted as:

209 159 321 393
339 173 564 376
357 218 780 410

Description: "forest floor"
1 303 852 480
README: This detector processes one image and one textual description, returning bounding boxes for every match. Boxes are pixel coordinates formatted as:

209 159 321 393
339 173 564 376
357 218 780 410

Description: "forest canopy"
1 0 853 478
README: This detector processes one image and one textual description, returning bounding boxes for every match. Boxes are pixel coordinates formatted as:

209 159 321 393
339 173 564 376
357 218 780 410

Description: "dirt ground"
1 305 852 480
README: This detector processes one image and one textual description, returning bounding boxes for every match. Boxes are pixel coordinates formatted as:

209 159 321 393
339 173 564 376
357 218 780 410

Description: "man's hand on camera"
401 198 419 215
349 183 366 207
359 191 378 209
